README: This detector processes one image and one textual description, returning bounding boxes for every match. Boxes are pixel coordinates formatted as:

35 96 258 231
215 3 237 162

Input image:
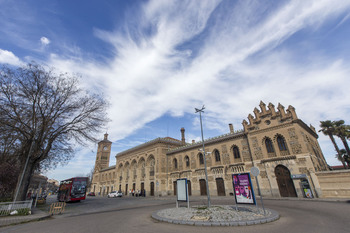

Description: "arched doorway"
275 165 297 197
125 184 128 195
199 179 207 196
150 182 154 196
216 178 226 196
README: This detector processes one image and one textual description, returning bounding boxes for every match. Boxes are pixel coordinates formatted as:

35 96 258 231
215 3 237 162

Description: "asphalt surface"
1 195 349 233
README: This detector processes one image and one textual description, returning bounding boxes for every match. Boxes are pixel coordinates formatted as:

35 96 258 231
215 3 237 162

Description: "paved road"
2 196 349 233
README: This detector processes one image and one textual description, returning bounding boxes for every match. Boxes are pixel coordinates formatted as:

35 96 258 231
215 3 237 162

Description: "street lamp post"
195 105 211 208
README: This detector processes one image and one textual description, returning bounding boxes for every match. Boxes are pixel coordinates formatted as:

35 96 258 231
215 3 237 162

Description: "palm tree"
339 149 350 168
319 120 347 169
333 120 350 168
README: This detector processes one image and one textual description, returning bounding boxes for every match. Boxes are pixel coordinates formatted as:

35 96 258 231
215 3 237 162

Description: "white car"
107 191 123 198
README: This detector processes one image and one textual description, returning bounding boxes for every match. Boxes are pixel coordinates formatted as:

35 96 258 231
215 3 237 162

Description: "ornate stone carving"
242 150 251 162
255 147 264 159
291 143 302 154
297 157 306 165
288 128 298 140
299 167 308 174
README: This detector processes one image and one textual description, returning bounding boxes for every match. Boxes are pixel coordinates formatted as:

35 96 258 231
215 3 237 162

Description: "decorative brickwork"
222 145 231 164
211 167 224 175
206 155 212 167
254 148 263 159
191 152 196 169
229 165 244 173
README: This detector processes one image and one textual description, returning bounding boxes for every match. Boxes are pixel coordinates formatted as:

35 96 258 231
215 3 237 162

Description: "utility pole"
13 130 37 202
195 105 211 208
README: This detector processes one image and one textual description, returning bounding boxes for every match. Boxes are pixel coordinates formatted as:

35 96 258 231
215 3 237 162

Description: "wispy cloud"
2 0 350 179
48 0 350 141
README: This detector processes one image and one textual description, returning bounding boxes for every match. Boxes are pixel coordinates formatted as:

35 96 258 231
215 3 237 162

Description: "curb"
151 207 279 227
0 210 51 228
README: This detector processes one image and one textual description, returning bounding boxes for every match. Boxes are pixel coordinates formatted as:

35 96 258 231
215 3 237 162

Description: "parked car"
107 191 123 198
87 192 95 196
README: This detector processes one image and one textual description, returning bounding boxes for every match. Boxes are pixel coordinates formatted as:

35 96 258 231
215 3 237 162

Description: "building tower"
94 133 112 171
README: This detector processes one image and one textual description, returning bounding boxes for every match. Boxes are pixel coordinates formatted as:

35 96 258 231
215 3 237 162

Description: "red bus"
57 177 88 202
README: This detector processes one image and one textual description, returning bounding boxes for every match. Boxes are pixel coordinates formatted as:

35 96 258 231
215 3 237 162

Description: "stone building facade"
91 101 328 198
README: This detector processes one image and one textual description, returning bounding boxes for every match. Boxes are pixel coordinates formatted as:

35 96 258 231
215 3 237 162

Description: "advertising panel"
232 173 256 204
177 178 188 202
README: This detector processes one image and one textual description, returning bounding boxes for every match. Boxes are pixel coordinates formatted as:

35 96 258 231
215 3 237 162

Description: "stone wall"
316 170 350 198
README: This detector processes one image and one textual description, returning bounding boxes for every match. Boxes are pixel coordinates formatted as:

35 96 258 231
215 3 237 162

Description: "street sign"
291 174 307 179
250 167 260 177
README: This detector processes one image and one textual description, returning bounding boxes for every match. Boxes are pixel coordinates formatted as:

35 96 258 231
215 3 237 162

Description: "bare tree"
0 63 109 201
86 166 95 191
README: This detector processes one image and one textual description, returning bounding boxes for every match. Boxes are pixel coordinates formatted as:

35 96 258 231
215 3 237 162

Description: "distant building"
47 179 59 193
329 165 345 170
27 174 48 197
92 101 330 198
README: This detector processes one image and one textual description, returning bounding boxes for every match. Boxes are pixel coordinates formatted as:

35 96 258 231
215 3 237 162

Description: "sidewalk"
0 208 51 227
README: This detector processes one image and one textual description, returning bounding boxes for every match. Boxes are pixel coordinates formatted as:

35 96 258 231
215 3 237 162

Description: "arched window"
277 136 287 151
214 150 221 162
233 146 240 159
265 138 274 153
185 156 190 167
199 153 204 165
173 158 178 169
149 157 155 176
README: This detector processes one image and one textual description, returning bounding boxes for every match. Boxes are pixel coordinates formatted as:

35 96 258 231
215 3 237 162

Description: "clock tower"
95 133 112 171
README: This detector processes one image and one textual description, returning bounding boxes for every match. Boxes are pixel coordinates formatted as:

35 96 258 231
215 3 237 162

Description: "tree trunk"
340 137 350 168
329 134 347 169
13 160 36 201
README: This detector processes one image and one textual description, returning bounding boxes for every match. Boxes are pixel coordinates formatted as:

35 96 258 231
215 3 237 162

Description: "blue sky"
1 0 350 181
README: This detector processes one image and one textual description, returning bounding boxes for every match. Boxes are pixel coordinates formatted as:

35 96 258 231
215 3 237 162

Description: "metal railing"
0 200 33 216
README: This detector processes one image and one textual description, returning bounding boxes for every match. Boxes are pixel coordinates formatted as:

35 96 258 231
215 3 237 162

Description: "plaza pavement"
0 195 348 228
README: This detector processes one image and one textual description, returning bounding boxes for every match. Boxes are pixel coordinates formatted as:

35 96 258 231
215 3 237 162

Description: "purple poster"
232 173 256 204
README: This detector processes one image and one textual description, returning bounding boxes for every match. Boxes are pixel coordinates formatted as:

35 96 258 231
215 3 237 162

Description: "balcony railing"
280 150 290 156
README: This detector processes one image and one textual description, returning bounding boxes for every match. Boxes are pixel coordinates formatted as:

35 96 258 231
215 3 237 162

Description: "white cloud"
40 37 50 46
0 49 22 66
45 0 350 169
